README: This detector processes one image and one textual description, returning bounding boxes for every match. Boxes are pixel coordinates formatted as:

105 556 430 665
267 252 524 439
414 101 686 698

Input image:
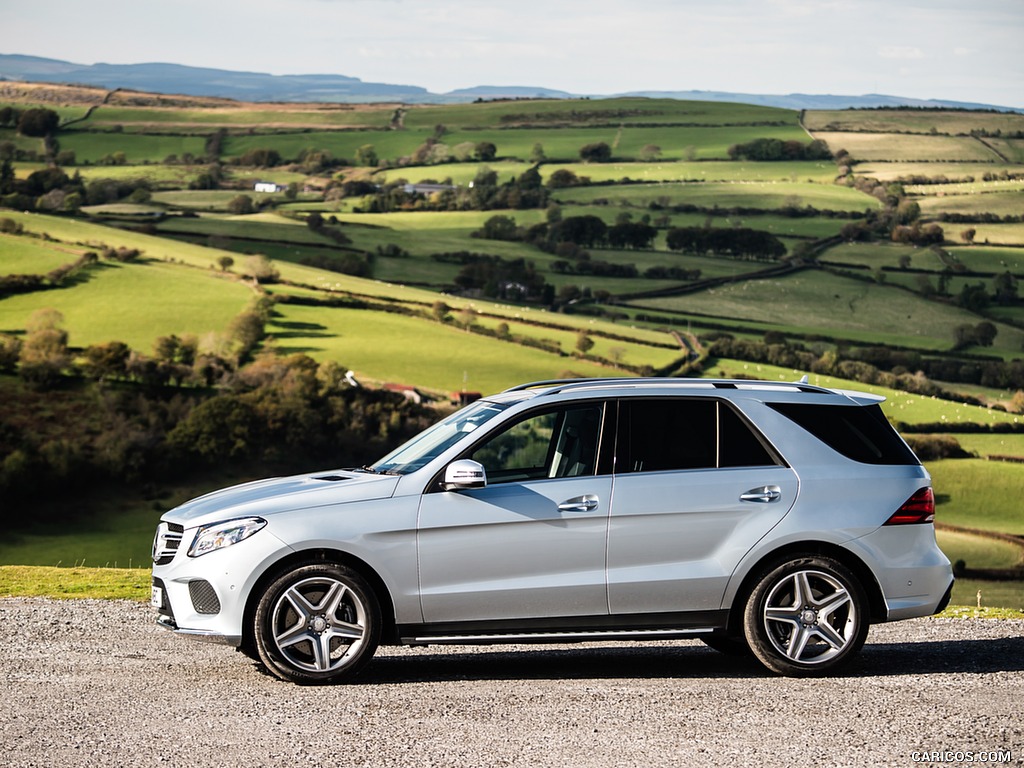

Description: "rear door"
606 397 798 614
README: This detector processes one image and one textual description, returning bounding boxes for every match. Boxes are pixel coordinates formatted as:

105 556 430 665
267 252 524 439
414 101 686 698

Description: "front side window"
467 404 604 484
372 399 508 475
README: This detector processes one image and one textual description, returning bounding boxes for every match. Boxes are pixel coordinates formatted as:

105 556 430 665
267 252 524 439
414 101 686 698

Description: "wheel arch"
239 548 399 656
724 541 888 635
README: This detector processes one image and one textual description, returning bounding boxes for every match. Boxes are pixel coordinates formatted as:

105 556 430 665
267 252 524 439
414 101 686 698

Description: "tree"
474 214 519 241
960 228 977 244
432 301 451 322
639 144 662 161
17 108 60 137
217 255 235 272
82 341 130 381
530 143 546 163
575 332 595 354
993 271 1018 305
474 141 497 161
579 142 612 163
546 168 580 188
242 255 279 283
0 334 22 372
457 307 478 331
553 215 608 248
228 195 255 215
19 308 69 388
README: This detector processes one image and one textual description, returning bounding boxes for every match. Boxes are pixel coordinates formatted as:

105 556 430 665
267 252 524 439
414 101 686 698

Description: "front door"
417 402 611 625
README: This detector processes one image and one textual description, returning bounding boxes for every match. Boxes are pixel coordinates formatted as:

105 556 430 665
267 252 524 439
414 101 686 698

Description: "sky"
4 0 1023 107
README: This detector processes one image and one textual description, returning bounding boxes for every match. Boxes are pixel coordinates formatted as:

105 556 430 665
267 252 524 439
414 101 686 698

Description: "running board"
402 627 714 645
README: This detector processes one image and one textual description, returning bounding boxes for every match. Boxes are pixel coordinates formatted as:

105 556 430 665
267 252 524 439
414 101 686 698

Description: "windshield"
371 399 509 475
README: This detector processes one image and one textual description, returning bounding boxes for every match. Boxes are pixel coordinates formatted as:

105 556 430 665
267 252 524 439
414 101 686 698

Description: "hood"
163 470 400 529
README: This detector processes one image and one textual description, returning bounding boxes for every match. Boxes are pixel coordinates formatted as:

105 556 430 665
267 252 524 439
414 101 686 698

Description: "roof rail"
503 376 834 396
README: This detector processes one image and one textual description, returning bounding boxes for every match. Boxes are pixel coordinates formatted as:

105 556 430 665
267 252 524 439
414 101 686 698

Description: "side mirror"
442 459 487 491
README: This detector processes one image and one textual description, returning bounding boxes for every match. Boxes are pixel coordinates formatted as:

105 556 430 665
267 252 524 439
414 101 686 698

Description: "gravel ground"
1 598 1022 768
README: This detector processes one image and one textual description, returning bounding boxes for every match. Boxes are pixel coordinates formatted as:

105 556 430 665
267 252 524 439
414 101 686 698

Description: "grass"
268 302 626 394
0 233 84 274
917 190 1024 218
950 434 1024 458
852 162 1024 183
814 132 1001 162
928 459 1024 535
401 97 799 130
704 358 1024 428
0 566 151 601
805 109 1024 136
940 579 1024 614
57 132 208 164
936 529 1022 570
553 180 878 212
631 268 1024 357
0 259 252 351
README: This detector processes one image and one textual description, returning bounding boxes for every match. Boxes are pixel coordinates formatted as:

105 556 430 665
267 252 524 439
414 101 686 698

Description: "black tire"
743 555 869 677
700 634 752 657
253 562 381 685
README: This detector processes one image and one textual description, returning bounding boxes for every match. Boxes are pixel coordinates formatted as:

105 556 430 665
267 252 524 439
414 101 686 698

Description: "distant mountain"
0 54 431 103
1 53 1019 111
616 89 1017 112
444 85 577 102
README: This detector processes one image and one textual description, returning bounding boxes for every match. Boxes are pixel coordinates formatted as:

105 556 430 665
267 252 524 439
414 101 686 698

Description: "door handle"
740 485 782 503
558 494 599 512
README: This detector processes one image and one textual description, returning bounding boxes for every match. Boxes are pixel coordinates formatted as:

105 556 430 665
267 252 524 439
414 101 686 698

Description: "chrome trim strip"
403 627 713 644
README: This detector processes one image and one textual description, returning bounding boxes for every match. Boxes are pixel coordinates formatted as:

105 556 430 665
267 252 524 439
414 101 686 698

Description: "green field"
917 190 1024 218
554 180 877 212
631 268 1024 356
0 233 82 275
929 459 1024 535
814 132 1003 162
706 358 1024 427
805 109 1024 136
0 259 252 350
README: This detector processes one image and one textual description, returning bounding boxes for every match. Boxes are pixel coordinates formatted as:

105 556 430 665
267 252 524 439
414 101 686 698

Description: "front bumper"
151 525 291 646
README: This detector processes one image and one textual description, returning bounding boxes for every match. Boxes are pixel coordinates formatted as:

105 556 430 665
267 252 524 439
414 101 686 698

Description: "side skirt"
396 610 728 646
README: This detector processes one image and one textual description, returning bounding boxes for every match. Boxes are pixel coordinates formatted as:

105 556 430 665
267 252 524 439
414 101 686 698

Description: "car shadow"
353 635 1024 685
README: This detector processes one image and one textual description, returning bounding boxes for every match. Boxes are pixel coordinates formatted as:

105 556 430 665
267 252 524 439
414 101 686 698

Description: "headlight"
188 517 267 558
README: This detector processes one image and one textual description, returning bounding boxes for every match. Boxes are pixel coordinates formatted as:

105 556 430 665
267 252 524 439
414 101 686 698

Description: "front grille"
152 522 184 565
188 580 221 615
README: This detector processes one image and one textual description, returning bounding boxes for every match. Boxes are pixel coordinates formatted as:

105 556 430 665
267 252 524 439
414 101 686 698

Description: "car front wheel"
743 555 868 676
253 562 380 684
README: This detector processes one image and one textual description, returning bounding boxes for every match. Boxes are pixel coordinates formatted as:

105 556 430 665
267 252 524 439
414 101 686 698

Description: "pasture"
631 268 1024 357
814 132 1001 162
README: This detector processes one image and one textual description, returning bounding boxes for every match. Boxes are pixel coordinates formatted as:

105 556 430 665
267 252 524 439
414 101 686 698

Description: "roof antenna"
797 374 809 384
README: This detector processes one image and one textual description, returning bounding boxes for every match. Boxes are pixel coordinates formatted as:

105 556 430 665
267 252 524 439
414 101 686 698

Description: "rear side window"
618 399 779 473
768 402 918 465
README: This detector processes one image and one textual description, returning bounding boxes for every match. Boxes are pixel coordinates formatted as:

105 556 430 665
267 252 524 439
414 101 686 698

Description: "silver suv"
152 378 953 682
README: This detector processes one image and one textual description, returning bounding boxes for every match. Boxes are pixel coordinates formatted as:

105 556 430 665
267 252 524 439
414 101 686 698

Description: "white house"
254 181 281 193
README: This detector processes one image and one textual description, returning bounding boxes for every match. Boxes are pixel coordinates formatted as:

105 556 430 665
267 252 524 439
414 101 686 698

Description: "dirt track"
1 598 1022 767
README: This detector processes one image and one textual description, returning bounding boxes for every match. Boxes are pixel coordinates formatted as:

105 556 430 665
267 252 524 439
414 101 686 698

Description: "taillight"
884 487 935 525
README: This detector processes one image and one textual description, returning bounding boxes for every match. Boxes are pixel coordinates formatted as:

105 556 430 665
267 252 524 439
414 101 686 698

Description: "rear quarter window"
768 402 919 465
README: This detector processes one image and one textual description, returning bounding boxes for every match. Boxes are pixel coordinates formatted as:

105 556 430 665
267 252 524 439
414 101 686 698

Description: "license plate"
151 586 163 610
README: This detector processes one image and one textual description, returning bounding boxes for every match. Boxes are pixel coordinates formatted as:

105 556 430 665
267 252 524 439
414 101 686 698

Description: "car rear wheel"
743 555 868 677
253 562 380 684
